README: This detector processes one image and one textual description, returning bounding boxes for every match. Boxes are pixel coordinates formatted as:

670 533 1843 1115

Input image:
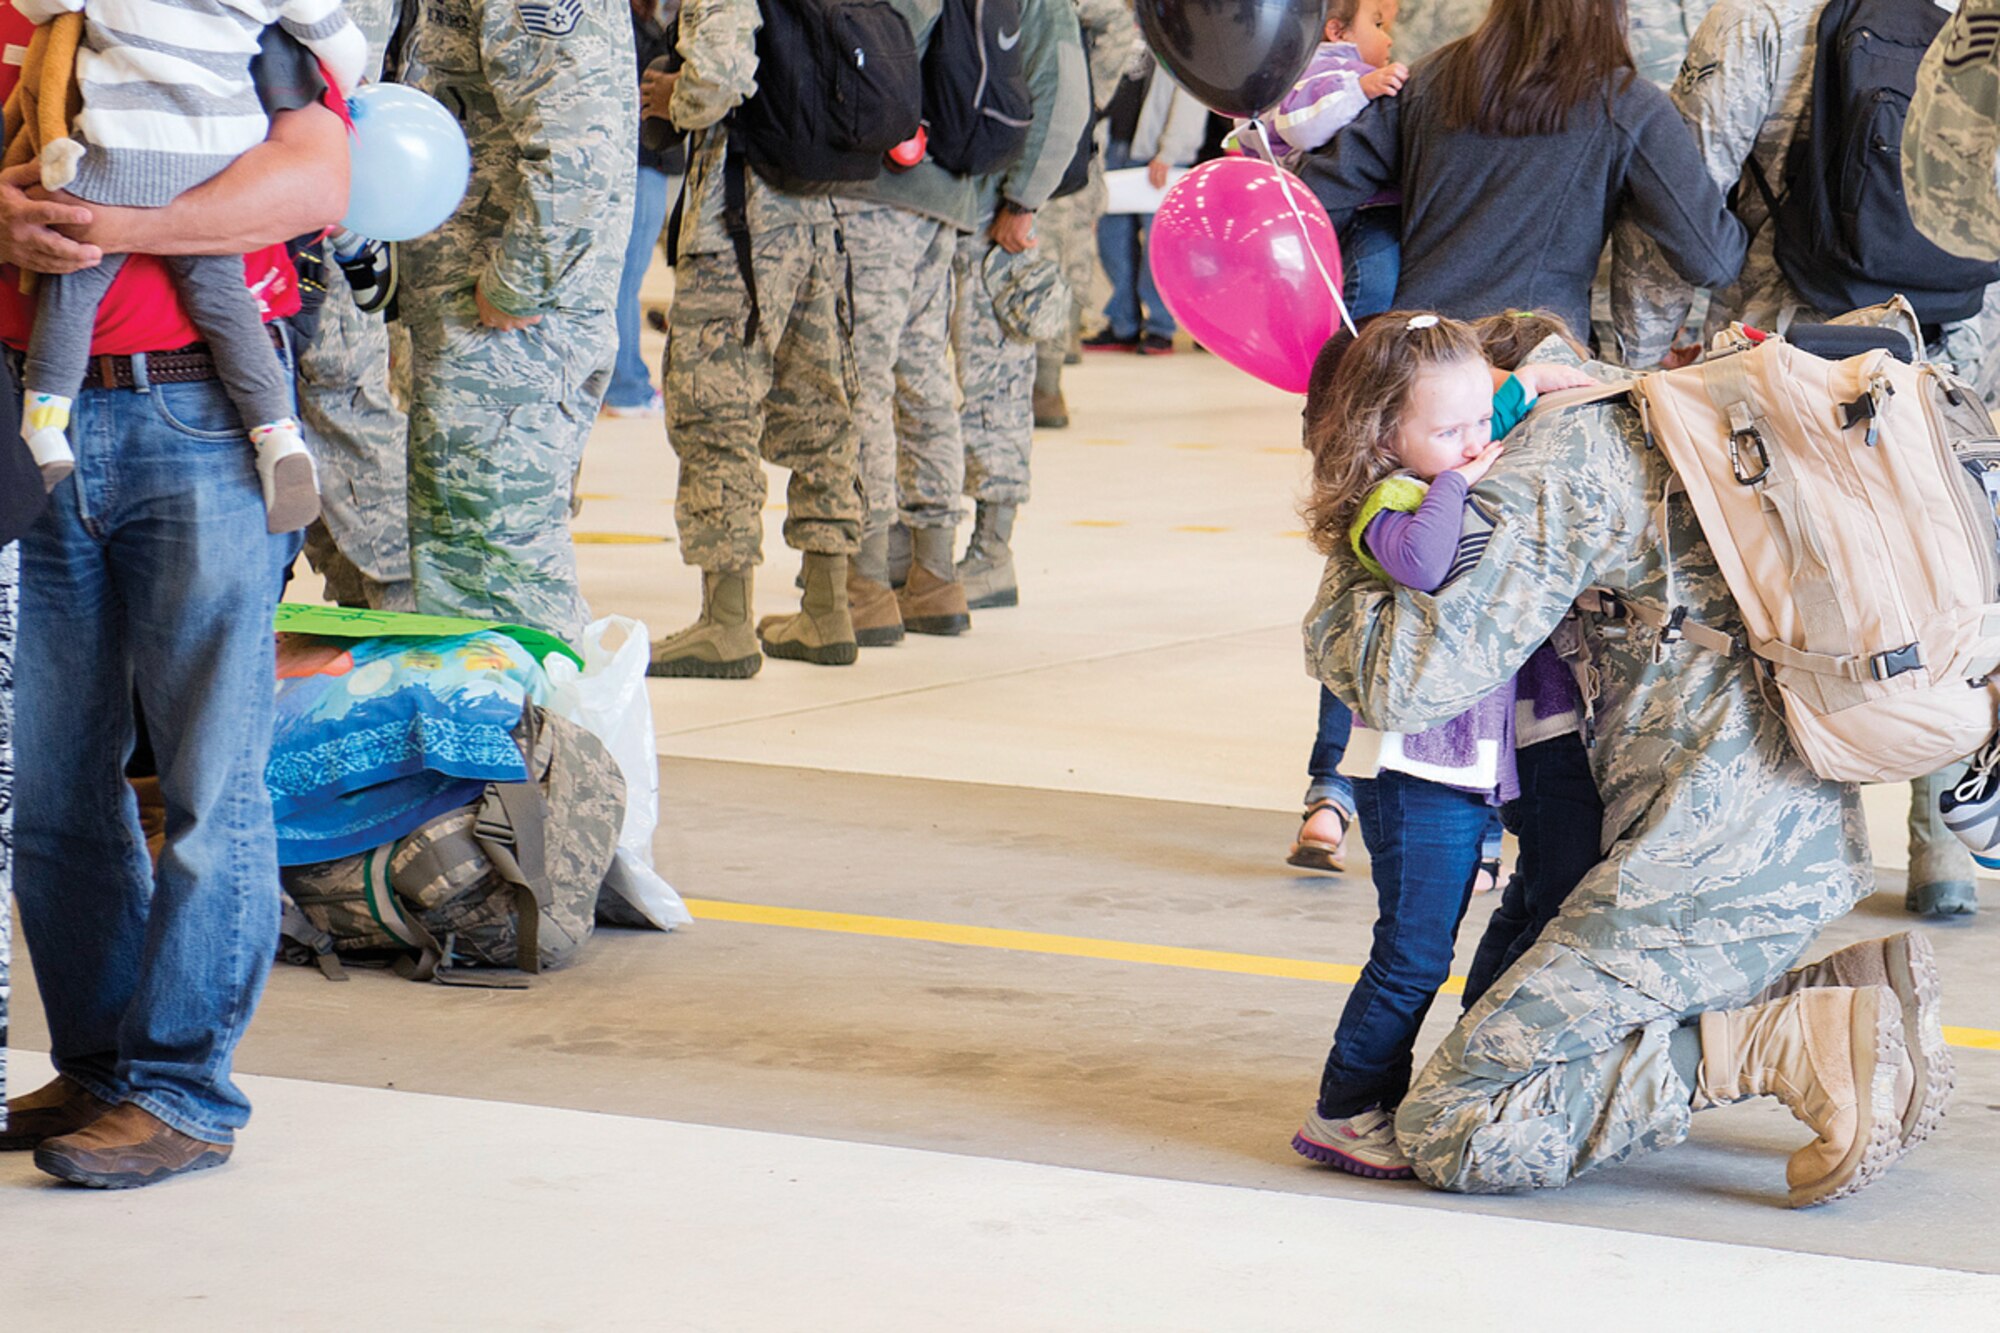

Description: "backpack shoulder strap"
724 128 761 344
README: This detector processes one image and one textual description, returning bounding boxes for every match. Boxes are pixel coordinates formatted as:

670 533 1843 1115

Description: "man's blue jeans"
1097 141 1177 340
15 362 292 1145
607 165 680 408
1317 769 1490 1119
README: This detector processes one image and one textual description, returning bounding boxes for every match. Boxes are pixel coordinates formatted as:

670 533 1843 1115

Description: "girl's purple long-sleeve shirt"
1362 470 1467 591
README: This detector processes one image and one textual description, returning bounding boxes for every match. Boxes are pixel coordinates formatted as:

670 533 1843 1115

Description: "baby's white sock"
22 390 74 490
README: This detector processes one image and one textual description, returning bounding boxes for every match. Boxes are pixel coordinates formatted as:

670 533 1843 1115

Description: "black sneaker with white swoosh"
1940 729 2000 867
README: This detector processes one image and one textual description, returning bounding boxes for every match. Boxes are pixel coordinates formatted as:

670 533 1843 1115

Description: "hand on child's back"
1360 64 1409 99
1512 362 1600 396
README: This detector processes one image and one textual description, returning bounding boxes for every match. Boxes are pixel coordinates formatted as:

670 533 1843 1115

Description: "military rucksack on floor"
1548 332 2000 784
1750 0 2000 325
279 707 626 986
921 0 1033 177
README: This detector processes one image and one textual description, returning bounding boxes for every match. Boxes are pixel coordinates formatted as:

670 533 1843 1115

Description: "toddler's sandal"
1286 798 1350 874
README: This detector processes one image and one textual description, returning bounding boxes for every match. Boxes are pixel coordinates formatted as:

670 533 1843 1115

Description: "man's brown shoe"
0 1075 112 1151
34 1103 231 1189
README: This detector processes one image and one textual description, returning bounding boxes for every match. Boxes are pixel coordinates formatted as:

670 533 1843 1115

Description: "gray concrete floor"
13 756 1997 1273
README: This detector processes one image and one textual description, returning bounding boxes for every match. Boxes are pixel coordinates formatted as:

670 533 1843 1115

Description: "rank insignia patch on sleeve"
517 0 583 36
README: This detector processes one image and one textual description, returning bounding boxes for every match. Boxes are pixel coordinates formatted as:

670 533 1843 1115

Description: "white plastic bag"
545 617 692 929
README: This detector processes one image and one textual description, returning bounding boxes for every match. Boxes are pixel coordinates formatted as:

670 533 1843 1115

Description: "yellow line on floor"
681 898 2000 1050
574 533 673 545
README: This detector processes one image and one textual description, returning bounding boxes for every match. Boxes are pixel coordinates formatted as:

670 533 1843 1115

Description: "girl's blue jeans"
1317 769 1490 1118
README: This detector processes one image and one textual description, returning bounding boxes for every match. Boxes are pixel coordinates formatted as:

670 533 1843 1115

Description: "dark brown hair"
1324 0 1363 32
1301 312 1487 557
1471 309 1590 370
1431 0 1636 137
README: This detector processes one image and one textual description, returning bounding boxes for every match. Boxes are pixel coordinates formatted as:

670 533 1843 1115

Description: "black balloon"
1135 0 1327 120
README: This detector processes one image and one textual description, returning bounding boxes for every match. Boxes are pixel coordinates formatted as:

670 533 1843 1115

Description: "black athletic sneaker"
1941 729 2000 868
336 239 398 315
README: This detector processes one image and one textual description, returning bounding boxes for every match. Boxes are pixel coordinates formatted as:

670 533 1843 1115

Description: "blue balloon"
342 84 472 242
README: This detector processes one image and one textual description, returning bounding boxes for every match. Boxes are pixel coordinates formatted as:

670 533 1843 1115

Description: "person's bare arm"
53 102 349 256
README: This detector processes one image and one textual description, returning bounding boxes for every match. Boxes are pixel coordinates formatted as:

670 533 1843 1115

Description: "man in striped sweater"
12 0 365 534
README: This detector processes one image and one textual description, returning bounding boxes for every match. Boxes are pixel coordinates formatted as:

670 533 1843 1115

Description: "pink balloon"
1147 157 1347 394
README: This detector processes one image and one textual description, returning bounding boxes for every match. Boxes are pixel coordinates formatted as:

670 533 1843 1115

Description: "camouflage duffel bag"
279 706 626 986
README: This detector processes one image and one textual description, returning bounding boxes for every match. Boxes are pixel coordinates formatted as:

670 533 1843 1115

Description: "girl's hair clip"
1406 314 1440 330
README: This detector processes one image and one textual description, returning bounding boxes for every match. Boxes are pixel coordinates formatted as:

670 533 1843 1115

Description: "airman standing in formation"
952 0 1093 610
399 0 636 642
647 0 865 677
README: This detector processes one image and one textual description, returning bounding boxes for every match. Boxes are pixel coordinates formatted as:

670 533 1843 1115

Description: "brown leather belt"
82 323 288 391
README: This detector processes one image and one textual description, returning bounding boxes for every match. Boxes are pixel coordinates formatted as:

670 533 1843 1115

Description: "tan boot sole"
761 636 858 666
1789 988 1905 1209
1888 933 1954 1153
647 652 762 680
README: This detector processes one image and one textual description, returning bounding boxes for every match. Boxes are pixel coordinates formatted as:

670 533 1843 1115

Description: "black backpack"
1753 0 2000 326
734 0 923 184
922 0 1034 176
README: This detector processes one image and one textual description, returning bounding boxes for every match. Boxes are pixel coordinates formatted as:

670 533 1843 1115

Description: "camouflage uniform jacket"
1907 0 2000 262
1306 353 1871 956
831 0 981 234
978 0 1089 216
1608 0 1820 367
1078 0 1145 104
402 0 635 318
670 0 833 258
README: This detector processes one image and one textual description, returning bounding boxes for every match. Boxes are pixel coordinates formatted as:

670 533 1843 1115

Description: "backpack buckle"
1871 643 1924 681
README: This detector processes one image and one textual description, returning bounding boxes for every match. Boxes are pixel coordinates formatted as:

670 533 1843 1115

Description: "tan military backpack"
1547 333 2000 785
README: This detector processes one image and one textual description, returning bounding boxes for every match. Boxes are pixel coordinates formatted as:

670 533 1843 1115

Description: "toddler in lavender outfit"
1266 0 1406 320
1288 311 1606 1180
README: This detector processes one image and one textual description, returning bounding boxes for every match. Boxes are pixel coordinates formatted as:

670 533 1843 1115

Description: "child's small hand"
1451 441 1506 487
1360 64 1409 99
1512 362 1600 397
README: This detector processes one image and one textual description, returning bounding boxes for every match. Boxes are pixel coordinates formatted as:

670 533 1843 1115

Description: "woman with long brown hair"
1297 0 1745 348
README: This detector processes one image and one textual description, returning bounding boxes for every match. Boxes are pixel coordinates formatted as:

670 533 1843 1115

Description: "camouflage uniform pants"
955 226 1038 507
1034 169 1109 387
837 202 963 533
666 221 862 570
403 290 611 644
1395 918 1840 1193
298 264 413 611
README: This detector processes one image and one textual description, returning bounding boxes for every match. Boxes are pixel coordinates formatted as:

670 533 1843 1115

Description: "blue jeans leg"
1305 685 1355 816
1097 210 1142 341
1137 212 1177 339
607 165 675 408
1317 771 1491 1118
15 369 291 1144
1462 732 1604 1008
1341 207 1402 321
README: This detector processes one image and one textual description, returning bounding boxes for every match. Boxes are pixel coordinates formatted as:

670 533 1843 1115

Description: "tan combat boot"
1754 932 1952 1153
648 569 762 679
898 525 971 636
758 552 858 666
849 528 904 648
956 501 1018 610
1695 985 1909 1208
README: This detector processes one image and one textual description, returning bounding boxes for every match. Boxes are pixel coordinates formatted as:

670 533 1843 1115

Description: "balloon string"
1247 117 1358 340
